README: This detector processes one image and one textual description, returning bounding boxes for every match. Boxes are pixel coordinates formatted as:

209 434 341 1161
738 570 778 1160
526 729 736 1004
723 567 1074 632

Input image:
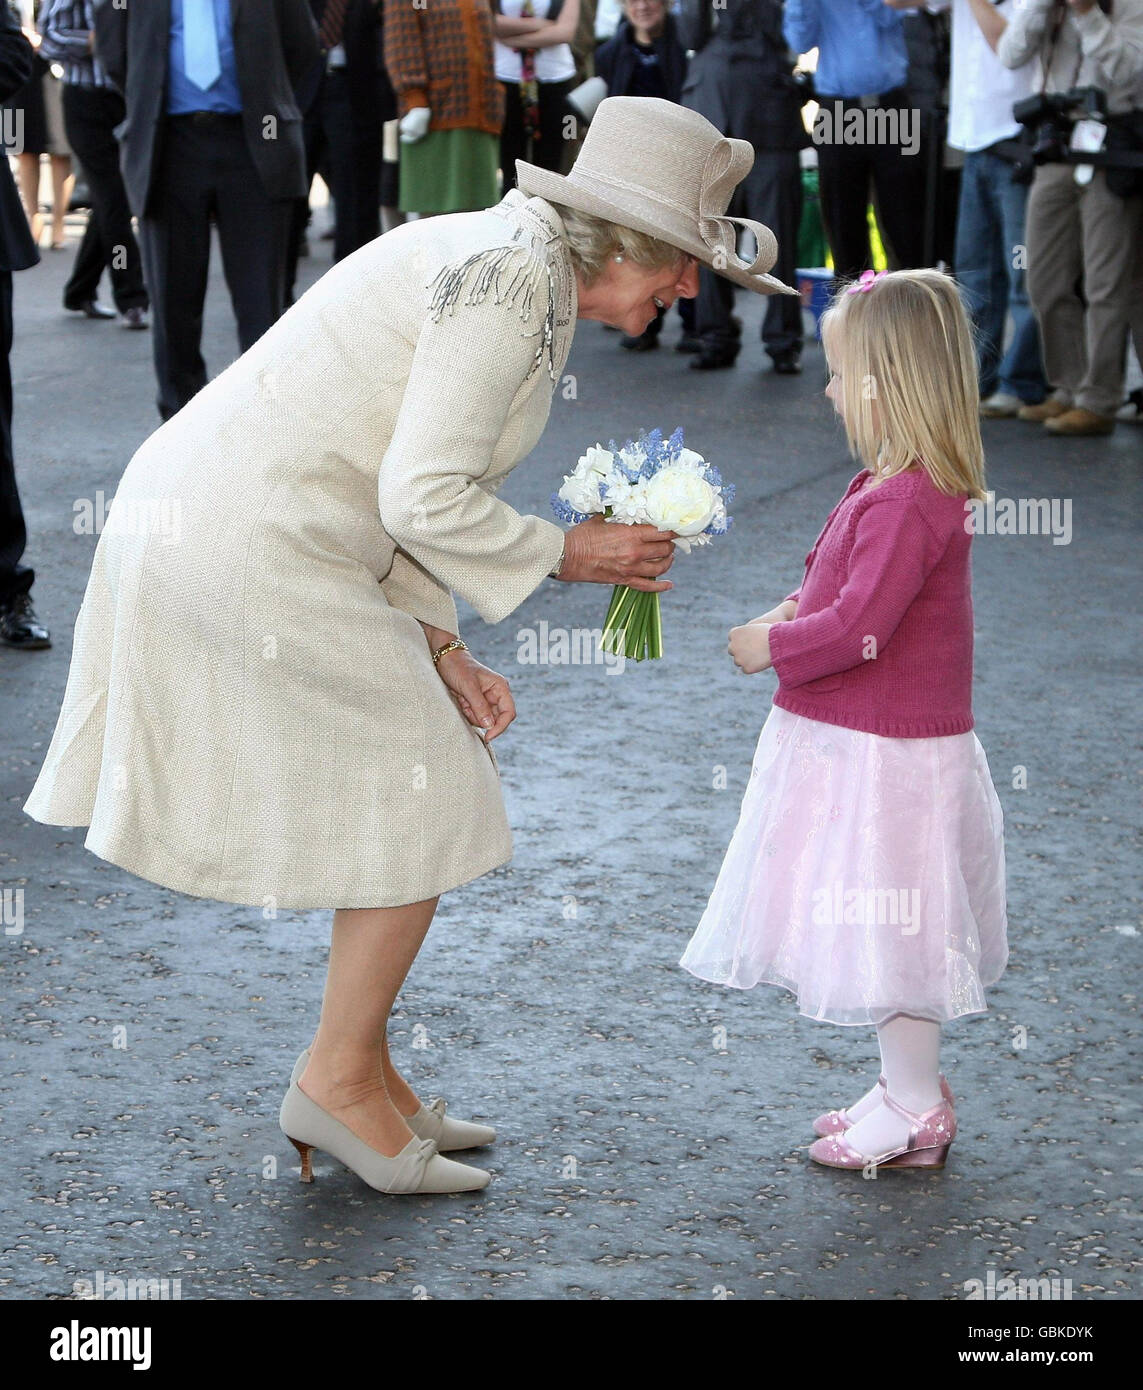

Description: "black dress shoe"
620 331 659 351
689 348 738 371
0 593 51 649
771 349 803 375
67 298 117 320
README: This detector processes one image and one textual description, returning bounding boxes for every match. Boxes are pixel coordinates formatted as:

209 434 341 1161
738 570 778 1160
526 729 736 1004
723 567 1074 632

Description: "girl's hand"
728 623 774 675
749 600 797 626
436 649 516 740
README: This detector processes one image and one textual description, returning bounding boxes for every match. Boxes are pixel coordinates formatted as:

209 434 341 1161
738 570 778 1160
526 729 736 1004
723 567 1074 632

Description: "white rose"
578 444 614 479
558 471 604 514
643 467 718 536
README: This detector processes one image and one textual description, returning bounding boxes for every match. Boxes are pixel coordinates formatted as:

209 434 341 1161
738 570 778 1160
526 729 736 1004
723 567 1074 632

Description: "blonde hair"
820 269 987 501
547 202 684 285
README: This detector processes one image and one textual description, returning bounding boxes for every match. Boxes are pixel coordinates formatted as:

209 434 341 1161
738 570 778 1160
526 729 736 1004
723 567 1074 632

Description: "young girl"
680 268 1008 1172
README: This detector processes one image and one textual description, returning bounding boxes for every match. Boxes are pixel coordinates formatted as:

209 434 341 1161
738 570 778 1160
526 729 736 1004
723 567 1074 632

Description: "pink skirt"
680 706 1008 1026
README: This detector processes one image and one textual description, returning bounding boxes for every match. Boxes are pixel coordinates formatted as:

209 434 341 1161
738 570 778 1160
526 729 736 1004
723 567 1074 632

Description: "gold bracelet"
431 638 468 666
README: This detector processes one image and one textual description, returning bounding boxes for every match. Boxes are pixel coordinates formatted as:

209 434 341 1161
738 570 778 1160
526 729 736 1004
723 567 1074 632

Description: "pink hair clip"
846 269 888 295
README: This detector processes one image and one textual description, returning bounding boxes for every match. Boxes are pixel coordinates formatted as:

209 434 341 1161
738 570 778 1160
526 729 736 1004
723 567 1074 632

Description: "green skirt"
399 129 500 215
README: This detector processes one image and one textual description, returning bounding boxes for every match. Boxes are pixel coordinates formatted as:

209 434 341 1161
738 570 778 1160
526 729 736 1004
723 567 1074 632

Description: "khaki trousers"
1025 163 1143 416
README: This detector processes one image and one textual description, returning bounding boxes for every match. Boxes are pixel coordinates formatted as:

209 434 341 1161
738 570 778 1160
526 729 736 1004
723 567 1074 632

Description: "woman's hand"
728 623 774 675
556 515 677 593
436 649 517 741
749 599 797 626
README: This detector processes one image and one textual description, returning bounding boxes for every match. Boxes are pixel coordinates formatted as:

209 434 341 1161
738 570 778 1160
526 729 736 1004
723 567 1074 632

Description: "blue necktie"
183 0 222 92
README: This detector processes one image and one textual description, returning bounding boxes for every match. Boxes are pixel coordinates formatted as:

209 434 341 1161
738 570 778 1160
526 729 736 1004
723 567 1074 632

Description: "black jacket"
678 0 807 152
296 0 396 126
93 0 321 217
0 6 38 272
595 16 687 105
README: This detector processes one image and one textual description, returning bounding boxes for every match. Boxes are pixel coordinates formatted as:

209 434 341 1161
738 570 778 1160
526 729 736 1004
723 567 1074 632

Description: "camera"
1010 86 1107 184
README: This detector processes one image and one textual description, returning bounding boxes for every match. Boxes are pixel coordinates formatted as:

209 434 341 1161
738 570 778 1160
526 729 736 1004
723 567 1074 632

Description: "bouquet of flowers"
551 428 733 661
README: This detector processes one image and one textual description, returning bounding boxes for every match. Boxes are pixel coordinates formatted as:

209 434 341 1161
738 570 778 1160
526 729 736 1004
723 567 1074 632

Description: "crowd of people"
0 0 1141 653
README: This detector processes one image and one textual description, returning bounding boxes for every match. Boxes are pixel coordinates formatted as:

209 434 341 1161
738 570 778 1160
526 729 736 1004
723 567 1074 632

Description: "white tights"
842 1013 944 1157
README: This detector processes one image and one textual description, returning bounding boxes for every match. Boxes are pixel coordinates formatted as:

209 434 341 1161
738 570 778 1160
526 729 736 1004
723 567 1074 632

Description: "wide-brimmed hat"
516 96 797 296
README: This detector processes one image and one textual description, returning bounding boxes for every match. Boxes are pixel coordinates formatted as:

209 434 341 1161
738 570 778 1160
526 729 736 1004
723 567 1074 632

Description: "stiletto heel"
279 1081 491 1194
289 1136 315 1183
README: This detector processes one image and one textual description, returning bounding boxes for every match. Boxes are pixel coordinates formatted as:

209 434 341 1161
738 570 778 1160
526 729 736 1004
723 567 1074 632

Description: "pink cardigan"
767 468 974 739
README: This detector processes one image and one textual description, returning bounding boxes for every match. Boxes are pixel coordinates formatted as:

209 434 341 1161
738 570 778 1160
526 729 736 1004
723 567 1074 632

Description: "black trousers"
139 115 292 420
286 69 382 302
0 269 32 604
815 91 927 282
61 83 147 313
695 148 804 359
499 78 574 193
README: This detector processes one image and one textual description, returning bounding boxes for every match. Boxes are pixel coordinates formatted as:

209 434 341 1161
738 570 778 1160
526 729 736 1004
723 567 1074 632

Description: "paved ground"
2 214 1141 1301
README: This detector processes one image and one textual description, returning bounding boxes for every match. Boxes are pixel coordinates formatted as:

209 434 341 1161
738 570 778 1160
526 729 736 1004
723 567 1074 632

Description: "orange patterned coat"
383 0 505 135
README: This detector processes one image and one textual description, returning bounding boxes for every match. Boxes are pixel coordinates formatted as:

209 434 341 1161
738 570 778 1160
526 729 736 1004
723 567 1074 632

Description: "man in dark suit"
679 0 808 374
0 7 49 649
94 0 320 419
285 0 394 303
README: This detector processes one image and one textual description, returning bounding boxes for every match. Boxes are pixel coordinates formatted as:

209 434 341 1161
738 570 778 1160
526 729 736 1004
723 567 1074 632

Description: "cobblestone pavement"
2 225 1140 1300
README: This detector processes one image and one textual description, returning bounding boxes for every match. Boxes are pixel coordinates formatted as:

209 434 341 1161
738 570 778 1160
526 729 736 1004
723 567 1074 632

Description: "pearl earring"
613 254 625 263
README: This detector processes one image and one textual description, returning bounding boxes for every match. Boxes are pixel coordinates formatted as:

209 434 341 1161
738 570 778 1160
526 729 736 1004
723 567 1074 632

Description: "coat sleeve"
376 246 567 628
782 0 822 56
382 0 428 113
276 0 322 88
768 498 948 688
1071 3 1143 90
0 6 33 104
996 0 1055 70
92 0 127 94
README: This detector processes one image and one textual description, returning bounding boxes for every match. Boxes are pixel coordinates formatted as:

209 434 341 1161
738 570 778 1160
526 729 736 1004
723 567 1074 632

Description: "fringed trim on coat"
426 234 557 382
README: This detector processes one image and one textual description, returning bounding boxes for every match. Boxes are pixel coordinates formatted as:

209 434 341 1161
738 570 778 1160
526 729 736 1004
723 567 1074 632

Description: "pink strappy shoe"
809 1092 957 1171
813 1073 954 1137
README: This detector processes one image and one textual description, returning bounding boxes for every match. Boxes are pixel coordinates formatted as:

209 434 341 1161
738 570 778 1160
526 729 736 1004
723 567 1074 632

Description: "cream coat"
24 193 575 909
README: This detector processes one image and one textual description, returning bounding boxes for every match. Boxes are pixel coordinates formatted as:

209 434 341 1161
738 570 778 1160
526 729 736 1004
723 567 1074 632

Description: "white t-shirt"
930 0 1040 152
494 0 577 84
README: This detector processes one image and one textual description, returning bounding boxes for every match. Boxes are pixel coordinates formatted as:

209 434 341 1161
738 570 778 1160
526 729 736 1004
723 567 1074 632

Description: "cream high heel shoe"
292 1049 496 1151
279 1082 491 1194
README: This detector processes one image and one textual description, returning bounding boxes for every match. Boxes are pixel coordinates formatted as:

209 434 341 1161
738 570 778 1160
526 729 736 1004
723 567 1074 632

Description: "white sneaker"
980 391 1024 418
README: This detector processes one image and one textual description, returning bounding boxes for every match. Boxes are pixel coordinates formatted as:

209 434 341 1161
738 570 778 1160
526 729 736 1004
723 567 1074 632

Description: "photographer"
969 0 1143 436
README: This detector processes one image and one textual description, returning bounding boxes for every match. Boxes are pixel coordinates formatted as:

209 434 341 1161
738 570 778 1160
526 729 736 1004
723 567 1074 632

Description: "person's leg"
869 122 927 269
60 85 107 308
1024 163 1084 409
0 270 34 606
139 119 213 418
816 141 872 283
1073 171 1143 417
995 159 1047 403
16 151 42 242
211 121 290 351
300 898 439 1157
692 265 739 362
954 152 1006 397
843 1012 943 1155
499 81 525 195
48 153 72 247
535 78 573 174
64 85 148 313
746 149 803 361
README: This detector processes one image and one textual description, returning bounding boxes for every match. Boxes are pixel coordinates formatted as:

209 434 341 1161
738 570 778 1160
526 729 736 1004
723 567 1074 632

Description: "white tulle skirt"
680 706 1008 1026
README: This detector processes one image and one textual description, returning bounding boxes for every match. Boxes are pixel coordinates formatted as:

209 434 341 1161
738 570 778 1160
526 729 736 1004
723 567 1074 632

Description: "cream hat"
516 96 797 296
